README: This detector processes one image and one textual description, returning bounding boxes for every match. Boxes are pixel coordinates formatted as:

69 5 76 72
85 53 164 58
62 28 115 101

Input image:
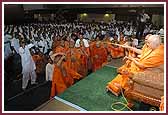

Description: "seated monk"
108 35 121 58
106 35 164 96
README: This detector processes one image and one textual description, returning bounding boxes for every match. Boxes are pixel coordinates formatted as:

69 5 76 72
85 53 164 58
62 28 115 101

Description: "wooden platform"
34 96 86 111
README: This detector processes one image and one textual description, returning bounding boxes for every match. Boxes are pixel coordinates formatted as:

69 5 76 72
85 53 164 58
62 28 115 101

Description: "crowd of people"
4 20 164 110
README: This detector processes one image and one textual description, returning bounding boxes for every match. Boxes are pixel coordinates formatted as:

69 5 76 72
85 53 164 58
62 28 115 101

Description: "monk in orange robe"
50 54 67 97
91 41 108 72
77 40 89 77
65 39 82 79
108 35 121 58
90 36 100 52
50 53 81 97
106 35 164 96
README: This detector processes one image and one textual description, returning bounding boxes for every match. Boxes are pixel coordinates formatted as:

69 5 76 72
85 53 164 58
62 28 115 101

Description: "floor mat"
58 66 137 111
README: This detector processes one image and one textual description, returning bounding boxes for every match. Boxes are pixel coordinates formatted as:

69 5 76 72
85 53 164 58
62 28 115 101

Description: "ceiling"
23 4 164 10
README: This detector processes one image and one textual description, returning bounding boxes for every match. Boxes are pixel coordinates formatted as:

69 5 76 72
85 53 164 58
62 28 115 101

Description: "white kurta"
38 40 45 53
19 44 36 73
43 39 49 54
4 34 12 60
19 44 37 89
75 39 89 48
11 37 20 54
45 63 54 81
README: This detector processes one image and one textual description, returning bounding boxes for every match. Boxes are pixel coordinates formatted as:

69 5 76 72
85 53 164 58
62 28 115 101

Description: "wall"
78 13 115 23
23 4 44 10
4 4 24 25
152 14 164 28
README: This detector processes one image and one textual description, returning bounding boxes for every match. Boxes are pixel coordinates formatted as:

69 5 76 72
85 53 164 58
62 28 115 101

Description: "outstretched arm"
125 56 145 69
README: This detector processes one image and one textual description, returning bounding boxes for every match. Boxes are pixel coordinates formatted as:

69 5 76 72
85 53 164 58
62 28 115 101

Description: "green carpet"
58 66 140 111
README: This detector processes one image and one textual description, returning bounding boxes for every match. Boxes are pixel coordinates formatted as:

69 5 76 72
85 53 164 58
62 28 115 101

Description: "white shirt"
158 28 164 35
4 34 12 59
141 13 150 23
43 39 48 54
124 30 132 36
38 40 45 53
75 39 89 48
11 37 20 53
19 44 36 73
47 37 53 49
45 63 54 81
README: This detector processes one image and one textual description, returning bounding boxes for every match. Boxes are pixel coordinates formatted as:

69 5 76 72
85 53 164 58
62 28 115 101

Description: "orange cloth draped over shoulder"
107 44 164 95
50 65 67 97
91 44 108 72
62 62 82 87
50 59 82 97
65 48 81 78
77 48 88 77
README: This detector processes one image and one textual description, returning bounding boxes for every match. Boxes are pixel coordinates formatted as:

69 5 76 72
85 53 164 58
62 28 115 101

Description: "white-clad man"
45 57 54 81
4 32 12 60
37 38 45 53
19 41 37 90
75 32 89 48
11 33 20 54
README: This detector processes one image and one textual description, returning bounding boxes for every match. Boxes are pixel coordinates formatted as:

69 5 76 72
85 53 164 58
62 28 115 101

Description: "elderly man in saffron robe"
106 35 164 96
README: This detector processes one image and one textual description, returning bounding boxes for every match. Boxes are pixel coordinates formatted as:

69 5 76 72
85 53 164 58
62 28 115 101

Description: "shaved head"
147 35 161 49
